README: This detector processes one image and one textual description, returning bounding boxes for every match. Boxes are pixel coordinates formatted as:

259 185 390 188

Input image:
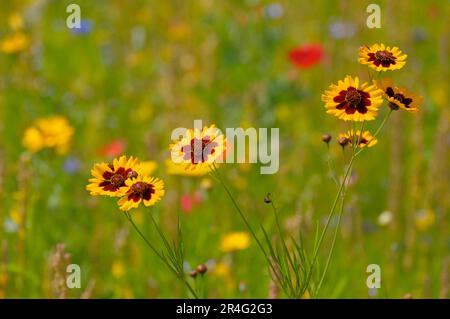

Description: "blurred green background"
0 0 448 298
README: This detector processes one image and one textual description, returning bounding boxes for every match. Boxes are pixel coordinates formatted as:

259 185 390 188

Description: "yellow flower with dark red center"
22 115 74 154
117 175 165 211
377 78 423 113
1 32 29 54
86 156 140 197
338 130 377 148
321 75 383 121
220 232 250 252
358 44 407 71
169 124 226 175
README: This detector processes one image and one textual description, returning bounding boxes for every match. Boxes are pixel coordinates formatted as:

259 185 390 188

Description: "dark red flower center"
368 50 396 67
333 86 371 115
99 167 136 192
110 174 125 188
127 182 155 202
181 137 218 164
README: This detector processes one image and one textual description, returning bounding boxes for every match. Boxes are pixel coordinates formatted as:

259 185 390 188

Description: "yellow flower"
22 115 74 154
338 130 377 148
169 124 226 175
358 44 407 71
86 156 141 197
321 75 383 121
415 209 435 232
111 261 125 279
378 78 423 113
8 13 24 31
140 161 157 176
165 159 211 176
22 127 45 153
1 32 29 54
220 232 250 252
117 175 165 211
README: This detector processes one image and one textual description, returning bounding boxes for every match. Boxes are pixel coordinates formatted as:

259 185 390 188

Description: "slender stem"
303 154 356 294
314 167 349 295
125 212 199 298
210 163 268 259
356 110 392 156
326 144 339 187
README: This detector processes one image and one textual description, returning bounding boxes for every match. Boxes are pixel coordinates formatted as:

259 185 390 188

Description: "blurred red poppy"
288 44 324 68
97 139 126 157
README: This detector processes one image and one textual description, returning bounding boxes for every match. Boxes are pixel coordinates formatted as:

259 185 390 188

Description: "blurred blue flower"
63 157 80 174
71 19 93 35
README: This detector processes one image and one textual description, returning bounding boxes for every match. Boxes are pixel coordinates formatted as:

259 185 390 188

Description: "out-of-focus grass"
0 0 448 298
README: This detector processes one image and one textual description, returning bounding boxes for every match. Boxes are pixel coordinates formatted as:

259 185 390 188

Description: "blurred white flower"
377 210 393 226
329 21 356 39
264 3 284 20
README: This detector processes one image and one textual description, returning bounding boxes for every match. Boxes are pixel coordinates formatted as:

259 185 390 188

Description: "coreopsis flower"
338 130 377 148
288 44 324 69
378 78 423 112
169 125 226 175
358 44 407 71
117 175 165 211
86 156 140 197
22 115 74 154
321 75 383 121
220 232 250 252
1 32 29 54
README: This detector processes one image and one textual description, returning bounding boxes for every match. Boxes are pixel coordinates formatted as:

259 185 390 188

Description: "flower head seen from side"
378 78 423 113
322 75 383 121
118 175 165 211
169 124 226 175
86 156 140 197
338 130 377 148
22 115 74 154
358 44 407 72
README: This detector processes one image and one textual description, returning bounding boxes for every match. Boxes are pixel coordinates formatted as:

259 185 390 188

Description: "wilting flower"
1 32 29 54
86 156 140 197
22 115 74 154
288 44 324 69
338 130 377 148
378 78 423 112
220 232 250 252
118 175 165 211
169 125 226 175
321 75 383 121
358 44 407 71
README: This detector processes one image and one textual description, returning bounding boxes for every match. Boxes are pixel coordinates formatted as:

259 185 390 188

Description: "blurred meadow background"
0 0 449 298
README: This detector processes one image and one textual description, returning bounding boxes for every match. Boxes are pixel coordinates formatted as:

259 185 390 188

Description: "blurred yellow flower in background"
22 115 74 154
415 209 435 232
111 260 125 279
140 161 157 176
1 32 29 54
220 232 250 252
8 13 24 31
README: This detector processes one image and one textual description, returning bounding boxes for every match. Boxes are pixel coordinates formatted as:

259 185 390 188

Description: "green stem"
303 154 356 295
314 167 349 296
210 163 268 259
125 213 199 298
